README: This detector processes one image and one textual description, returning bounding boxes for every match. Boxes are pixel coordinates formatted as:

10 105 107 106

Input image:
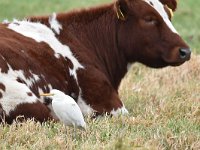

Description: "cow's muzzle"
179 48 191 60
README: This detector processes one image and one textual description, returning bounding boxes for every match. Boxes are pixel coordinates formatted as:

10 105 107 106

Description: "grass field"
0 0 199 149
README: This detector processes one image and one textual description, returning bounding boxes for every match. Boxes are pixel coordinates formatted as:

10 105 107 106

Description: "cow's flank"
0 0 190 123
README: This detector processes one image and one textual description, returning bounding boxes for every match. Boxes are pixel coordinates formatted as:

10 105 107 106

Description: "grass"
0 0 199 149
0 0 110 20
173 0 200 53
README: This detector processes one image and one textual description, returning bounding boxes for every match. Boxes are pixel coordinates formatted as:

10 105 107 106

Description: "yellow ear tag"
169 7 174 18
116 5 125 21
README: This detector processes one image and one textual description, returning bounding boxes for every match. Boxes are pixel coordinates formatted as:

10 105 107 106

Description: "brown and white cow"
0 0 191 124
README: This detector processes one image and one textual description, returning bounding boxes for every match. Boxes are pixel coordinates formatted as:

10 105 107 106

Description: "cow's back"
0 23 79 98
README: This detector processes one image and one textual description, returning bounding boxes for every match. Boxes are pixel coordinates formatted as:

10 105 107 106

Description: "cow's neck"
31 3 128 90
64 4 128 89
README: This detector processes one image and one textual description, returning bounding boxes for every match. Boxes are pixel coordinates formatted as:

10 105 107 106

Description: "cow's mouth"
162 48 191 67
162 47 191 66
148 59 188 68
162 58 189 67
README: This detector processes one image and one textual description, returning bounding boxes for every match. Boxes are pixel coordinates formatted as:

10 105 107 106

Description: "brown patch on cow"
5 101 52 124
0 83 6 92
27 92 33 96
16 77 25 84
64 57 74 69
0 55 9 73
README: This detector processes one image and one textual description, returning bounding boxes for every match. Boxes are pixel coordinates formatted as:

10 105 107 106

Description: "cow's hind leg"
0 78 52 124
6 101 52 124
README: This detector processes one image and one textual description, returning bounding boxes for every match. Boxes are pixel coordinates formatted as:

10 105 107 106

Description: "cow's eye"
144 16 158 25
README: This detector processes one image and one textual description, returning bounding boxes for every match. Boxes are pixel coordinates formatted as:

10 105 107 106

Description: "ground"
0 0 199 149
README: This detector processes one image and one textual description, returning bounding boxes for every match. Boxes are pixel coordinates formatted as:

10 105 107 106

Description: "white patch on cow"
18 71 39 88
48 13 62 35
2 65 40 88
32 72 40 81
69 68 78 79
144 0 178 34
0 76 37 115
8 20 84 81
38 88 44 96
77 88 94 116
47 84 53 91
110 105 129 117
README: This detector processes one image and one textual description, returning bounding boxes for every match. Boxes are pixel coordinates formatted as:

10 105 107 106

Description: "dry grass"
0 55 199 150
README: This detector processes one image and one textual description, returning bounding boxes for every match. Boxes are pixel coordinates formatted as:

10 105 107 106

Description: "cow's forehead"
143 0 178 34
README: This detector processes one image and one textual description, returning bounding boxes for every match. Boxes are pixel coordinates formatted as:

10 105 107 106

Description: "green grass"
0 0 109 19
173 0 200 53
0 0 199 149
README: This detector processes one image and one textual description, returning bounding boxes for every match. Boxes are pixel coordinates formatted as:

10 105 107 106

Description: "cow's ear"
115 0 128 21
159 0 177 11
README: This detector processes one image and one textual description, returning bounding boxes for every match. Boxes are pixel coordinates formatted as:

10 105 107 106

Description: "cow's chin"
162 58 189 67
141 61 168 68
142 60 185 68
168 62 185 67
161 53 191 67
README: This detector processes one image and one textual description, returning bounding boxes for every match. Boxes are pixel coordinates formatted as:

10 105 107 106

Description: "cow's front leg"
77 67 129 116
107 91 129 116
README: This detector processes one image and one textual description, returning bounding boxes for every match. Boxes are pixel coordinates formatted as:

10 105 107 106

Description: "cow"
0 0 191 124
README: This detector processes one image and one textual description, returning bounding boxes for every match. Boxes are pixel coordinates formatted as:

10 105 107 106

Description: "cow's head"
115 0 191 68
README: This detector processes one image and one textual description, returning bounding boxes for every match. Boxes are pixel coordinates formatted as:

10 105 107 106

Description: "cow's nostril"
179 48 191 59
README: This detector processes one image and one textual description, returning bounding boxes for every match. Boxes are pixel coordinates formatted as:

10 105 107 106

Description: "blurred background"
0 0 199 53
